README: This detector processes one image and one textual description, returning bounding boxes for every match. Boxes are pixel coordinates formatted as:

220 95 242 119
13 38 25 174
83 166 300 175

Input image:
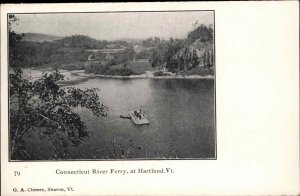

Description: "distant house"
106 44 116 49
86 48 126 54
133 45 143 53
134 45 154 53
87 54 96 61
100 48 126 54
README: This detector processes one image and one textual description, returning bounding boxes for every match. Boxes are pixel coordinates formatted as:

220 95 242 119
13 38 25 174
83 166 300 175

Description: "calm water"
66 78 215 159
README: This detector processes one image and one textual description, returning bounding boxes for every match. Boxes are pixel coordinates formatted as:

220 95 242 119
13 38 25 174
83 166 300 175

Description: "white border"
1 2 299 195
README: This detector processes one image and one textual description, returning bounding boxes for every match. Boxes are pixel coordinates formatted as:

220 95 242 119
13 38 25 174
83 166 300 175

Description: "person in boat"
134 110 142 119
134 110 140 119
139 109 142 119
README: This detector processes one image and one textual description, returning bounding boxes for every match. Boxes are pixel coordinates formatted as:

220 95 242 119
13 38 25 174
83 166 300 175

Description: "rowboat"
120 115 131 119
128 111 149 125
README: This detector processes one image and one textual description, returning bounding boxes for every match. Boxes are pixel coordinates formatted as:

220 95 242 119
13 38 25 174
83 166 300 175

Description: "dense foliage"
9 15 24 68
85 62 136 76
16 35 132 68
142 37 161 47
149 38 185 71
110 45 135 64
149 24 214 73
13 21 214 76
187 24 213 43
18 41 90 67
9 15 108 160
10 69 108 159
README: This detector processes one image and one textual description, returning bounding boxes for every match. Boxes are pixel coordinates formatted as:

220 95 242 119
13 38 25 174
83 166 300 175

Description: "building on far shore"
87 54 96 61
86 48 126 54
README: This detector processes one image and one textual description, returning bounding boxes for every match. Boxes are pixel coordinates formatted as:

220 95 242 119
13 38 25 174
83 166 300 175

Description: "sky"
11 11 213 41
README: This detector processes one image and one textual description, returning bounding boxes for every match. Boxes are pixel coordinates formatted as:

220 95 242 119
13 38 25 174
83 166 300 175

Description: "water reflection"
69 78 215 159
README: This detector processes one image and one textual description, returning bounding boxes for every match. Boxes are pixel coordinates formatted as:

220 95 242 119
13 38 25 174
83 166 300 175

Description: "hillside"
16 35 133 68
14 24 214 77
22 33 62 42
188 39 213 59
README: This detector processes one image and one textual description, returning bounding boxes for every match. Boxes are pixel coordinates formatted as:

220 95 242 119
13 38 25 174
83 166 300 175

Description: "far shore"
22 68 215 85
93 74 215 80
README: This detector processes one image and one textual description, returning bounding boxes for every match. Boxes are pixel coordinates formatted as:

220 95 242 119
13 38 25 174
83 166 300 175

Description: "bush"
105 68 135 76
177 66 214 76
153 71 171 77
85 62 135 76
85 62 108 74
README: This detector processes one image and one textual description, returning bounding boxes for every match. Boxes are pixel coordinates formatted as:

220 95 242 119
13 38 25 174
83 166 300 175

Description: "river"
66 77 215 159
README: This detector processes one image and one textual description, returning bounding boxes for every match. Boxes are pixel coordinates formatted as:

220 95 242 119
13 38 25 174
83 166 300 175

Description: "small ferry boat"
128 110 149 125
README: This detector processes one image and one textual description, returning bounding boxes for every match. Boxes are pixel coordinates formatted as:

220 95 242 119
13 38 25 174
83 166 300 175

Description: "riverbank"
74 70 214 80
22 68 215 85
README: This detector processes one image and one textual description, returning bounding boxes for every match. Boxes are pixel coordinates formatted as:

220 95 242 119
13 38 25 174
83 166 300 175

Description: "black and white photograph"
8 11 215 160
2 2 300 195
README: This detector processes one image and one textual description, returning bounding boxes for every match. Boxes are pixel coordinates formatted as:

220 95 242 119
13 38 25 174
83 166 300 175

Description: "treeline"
88 46 135 66
18 41 89 67
16 35 131 68
85 62 136 76
58 35 129 49
149 38 185 71
142 37 161 47
13 24 214 76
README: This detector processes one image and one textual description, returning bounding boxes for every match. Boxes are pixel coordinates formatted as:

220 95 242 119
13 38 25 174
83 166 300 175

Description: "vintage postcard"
1 2 299 196
7 11 215 161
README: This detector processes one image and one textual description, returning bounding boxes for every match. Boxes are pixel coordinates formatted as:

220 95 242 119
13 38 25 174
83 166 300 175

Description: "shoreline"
22 68 215 85
78 70 214 80
92 74 215 80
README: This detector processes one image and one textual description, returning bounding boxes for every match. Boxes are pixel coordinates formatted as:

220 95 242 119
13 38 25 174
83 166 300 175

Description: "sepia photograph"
8 11 215 160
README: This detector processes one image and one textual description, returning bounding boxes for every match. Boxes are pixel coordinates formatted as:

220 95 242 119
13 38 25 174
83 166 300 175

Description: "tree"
9 15 24 68
191 49 199 68
149 38 184 72
187 24 213 44
9 15 108 160
116 46 135 64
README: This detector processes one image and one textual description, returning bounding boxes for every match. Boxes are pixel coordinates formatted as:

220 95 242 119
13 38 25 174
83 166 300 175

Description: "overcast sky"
12 12 213 40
